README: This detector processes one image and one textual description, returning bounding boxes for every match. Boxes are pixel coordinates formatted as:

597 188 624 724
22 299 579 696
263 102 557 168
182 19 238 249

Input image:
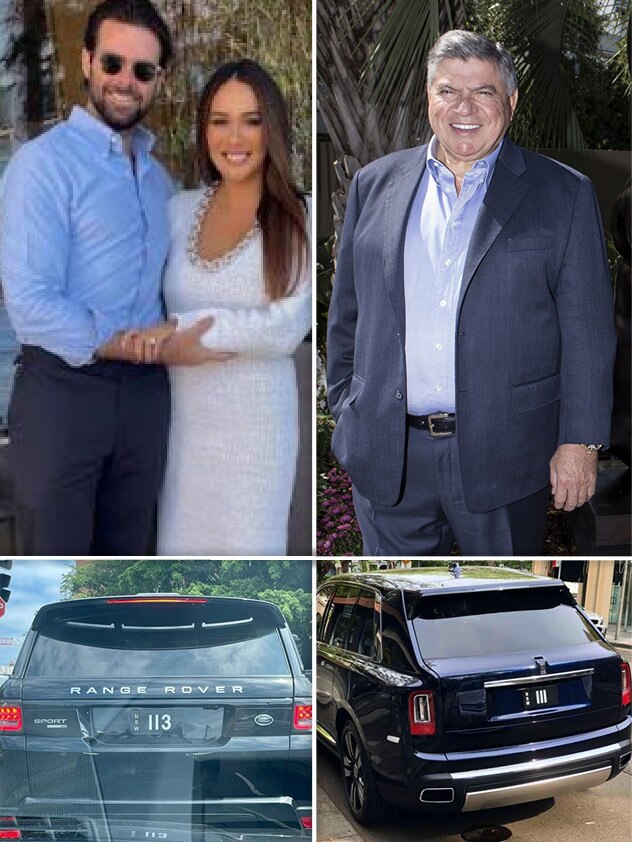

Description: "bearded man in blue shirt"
0 0 176 554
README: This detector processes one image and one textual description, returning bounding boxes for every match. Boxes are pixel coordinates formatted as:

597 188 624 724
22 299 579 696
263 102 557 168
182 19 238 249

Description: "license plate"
130 709 179 734
522 684 559 709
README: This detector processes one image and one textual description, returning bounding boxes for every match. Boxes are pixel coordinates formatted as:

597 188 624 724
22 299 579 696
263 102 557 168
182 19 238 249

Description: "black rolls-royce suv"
0 594 312 839
316 572 631 824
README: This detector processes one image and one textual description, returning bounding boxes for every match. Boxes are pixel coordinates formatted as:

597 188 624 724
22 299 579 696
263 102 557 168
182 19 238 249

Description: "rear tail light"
299 816 312 830
409 691 435 735
0 705 22 732
293 703 312 731
621 663 631 707
0 818 19 840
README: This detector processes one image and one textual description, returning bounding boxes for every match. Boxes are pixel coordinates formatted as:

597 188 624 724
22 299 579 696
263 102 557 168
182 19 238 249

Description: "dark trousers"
352 425 550 556
8 346 170 555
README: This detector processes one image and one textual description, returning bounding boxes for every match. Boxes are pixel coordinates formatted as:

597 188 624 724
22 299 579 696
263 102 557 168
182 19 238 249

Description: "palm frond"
363 0 467 145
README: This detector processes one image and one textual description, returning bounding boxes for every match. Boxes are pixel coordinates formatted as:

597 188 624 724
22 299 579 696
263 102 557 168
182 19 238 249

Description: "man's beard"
87 79 150 132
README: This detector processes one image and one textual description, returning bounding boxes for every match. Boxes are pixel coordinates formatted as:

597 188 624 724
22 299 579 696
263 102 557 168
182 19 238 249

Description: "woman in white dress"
127 60 310 555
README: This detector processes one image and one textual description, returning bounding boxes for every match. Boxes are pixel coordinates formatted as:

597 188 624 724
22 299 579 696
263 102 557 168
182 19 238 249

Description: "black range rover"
316 573 631 824
0 594 312 839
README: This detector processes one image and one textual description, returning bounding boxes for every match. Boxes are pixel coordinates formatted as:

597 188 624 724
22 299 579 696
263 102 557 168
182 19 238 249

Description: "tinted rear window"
25 600 290 677
410 587 600 660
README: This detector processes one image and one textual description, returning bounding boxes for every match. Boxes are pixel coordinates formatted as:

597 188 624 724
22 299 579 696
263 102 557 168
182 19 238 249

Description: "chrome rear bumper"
450 739 629 781
463 765 612 812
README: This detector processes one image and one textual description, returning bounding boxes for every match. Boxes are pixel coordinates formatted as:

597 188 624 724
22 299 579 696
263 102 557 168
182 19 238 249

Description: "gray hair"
427 30 518 96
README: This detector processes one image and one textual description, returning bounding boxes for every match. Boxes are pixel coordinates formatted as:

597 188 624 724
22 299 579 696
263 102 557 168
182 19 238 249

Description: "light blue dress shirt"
404 137 503 414
0 106 172 366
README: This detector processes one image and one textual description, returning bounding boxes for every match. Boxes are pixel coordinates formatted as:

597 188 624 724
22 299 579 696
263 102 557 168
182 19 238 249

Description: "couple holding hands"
0 0 311 555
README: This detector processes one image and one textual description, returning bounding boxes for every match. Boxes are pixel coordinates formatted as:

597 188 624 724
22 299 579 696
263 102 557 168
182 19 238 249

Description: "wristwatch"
581 444 602 454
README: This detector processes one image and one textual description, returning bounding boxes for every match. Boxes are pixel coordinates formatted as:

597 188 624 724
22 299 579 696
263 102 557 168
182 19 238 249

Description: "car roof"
320 572 570 597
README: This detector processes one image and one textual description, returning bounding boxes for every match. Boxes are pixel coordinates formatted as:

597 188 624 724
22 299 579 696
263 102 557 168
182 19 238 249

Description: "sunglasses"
98 52 161 83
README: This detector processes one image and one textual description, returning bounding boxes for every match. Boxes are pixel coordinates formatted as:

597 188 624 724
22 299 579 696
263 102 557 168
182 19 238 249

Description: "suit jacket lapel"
383 146 427 345
457 138 529 311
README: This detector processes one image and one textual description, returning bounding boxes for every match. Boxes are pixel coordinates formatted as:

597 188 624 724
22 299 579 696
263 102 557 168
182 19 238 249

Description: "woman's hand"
120 320 177 364
158 316 236 365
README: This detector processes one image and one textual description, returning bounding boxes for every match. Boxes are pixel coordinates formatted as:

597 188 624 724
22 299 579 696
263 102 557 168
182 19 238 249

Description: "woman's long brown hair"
196 60 308 301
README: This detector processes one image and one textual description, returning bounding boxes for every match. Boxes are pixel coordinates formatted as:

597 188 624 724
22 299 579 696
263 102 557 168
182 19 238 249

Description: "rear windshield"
25 601 290 677
410 587 600 660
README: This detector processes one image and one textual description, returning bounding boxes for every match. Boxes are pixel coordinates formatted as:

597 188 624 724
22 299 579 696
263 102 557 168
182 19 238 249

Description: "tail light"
293 703 312 731
299 816 312 830
621 663 631 707
0 818 19 840
409 691 435 736
0 705 22 732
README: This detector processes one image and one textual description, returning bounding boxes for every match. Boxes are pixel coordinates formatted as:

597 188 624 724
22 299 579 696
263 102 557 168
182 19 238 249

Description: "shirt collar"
68 105 156 156
426 135 504 189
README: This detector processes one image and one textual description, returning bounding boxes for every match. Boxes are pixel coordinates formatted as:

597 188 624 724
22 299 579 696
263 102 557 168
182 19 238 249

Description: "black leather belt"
407 412 456 436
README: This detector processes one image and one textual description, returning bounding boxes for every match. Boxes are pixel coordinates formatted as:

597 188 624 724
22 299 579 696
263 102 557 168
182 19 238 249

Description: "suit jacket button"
395 390 403 400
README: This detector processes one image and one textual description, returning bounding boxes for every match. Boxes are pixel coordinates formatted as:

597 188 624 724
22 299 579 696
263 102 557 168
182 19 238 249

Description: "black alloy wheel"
339 721 385 824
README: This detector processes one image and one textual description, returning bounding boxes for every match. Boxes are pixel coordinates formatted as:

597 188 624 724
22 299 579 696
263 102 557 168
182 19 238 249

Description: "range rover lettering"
316 573 631 824
0 594 312 838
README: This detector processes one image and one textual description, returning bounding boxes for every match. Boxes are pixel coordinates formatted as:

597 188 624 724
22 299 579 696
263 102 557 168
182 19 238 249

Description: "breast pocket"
506 234 556 252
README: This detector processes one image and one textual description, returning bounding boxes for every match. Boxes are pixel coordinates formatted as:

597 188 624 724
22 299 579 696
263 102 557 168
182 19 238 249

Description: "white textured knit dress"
157 188 311 555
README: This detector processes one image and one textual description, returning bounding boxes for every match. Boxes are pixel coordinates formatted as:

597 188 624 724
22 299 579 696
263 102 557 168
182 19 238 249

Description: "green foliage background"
465 0 630 150
61 560 312 666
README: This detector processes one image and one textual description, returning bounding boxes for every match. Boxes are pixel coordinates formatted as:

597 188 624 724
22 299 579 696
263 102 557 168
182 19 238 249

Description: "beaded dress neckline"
187 183 260 272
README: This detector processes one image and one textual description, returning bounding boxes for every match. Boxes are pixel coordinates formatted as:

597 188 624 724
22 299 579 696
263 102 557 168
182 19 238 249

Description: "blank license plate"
130 709 180 734
523 685 559 709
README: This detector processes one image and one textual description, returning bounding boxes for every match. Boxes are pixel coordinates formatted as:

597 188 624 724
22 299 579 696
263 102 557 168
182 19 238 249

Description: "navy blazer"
326 138 616 512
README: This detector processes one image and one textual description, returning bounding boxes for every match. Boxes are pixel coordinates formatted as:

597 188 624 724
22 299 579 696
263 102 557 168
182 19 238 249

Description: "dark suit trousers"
8 346 170 555
352 425 550 556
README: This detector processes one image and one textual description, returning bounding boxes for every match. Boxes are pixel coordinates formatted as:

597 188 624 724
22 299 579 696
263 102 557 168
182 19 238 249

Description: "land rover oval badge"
255 714 274 726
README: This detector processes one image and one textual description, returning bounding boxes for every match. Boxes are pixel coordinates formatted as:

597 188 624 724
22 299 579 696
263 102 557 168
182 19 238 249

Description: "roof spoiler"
31 595 286 631
405 579 574 619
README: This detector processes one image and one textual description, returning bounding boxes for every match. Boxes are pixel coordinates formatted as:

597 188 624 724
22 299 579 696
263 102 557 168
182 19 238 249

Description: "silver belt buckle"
427 412 452 437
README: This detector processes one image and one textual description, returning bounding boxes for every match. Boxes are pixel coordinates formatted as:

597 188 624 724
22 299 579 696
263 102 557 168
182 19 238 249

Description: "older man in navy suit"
326 30 616 556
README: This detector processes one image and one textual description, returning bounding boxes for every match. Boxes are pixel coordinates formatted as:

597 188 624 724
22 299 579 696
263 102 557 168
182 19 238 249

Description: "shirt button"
444 258 452 266
439 299 447 307
435 342 443 350
395 390 403 400
434 384 442 392
450 222 456 229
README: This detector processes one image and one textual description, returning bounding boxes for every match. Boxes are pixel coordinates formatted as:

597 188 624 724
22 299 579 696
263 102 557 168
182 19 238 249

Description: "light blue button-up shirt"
0 106 172 366
404 137 503 414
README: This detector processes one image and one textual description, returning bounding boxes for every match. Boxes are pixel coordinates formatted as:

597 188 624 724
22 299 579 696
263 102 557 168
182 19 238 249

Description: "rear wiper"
66 621 115 630
202 618 253 628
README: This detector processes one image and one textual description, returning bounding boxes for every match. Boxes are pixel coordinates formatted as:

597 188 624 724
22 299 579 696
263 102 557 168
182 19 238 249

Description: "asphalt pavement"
316 646 632 842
